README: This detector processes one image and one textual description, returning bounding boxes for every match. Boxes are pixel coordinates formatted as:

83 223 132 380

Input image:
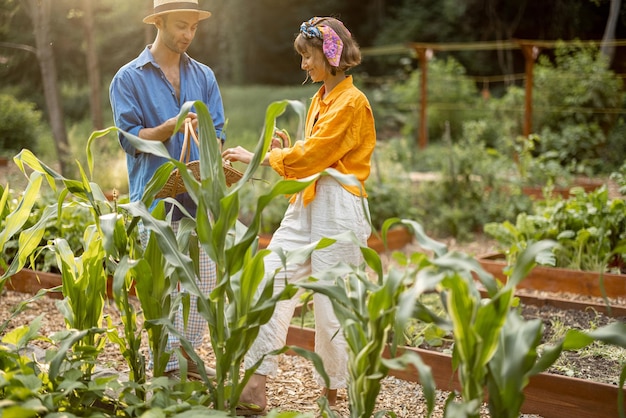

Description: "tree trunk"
81 0 103 130
23 0 72 178
225 0 246 84
600 0 621 64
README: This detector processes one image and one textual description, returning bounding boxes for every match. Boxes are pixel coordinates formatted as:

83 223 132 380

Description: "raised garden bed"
478 252 626 299
520 176 605 199
286 325 626 418
2 268 133 299
476 252 626 317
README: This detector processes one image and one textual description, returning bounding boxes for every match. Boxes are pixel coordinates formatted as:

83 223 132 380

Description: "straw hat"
144 0 211 25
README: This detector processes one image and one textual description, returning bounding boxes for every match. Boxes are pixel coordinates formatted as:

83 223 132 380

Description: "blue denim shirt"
109 45 225 218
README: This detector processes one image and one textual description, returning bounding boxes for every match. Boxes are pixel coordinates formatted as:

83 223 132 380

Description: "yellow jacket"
269 76 376 206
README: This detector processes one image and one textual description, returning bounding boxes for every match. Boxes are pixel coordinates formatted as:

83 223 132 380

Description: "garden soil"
2 235 624 417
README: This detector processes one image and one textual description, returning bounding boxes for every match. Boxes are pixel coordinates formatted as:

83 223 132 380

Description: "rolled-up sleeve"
269 104 355 179
109 72 144 156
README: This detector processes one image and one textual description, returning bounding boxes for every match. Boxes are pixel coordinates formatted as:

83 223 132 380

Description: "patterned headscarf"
299 17 347 67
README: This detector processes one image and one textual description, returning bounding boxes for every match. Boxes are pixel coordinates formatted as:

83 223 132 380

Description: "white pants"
244 177 371 389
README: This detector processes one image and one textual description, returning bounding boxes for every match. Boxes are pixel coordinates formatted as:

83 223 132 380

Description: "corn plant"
11 146 188 407
0 173 57 281
300 214 583 418
0 178 60 334
299 220 439 418
439 240 551 417
100 210 148 396
51 224 108 376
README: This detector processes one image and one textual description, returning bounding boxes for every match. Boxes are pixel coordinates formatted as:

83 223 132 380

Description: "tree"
22 0 72 177
80 0 103 130
600 0 623 63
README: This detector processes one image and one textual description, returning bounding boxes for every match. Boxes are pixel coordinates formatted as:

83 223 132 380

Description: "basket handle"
188 119 200 148
179 118 192 163
187 119 222 149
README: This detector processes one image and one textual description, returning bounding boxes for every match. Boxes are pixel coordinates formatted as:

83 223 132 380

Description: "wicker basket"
155 119 243 199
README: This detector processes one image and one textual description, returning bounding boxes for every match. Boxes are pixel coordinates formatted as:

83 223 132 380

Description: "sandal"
235 401 266 416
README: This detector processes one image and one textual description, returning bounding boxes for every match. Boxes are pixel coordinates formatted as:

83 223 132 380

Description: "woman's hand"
271 129 291 150
222 146 254 164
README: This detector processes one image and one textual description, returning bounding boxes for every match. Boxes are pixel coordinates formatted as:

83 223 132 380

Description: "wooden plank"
367 228 414 253
285 326 626 418
477 290 626 318
4 269 63 299
2 269 134 299
478 254 626 299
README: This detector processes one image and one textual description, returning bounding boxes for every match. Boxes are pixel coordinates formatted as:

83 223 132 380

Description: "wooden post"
520 43 538 137
412 46 429 149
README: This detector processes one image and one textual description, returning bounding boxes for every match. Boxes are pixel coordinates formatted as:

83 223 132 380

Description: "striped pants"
140 220 217 372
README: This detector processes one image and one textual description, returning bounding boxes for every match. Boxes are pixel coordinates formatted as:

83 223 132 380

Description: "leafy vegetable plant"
484 185 626 273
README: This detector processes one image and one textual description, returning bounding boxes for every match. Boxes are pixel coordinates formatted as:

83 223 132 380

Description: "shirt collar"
318 75 354 104
135 45 190 69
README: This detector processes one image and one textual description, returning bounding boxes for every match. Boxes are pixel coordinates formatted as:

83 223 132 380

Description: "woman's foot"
322 388 337 406
238 373 267 414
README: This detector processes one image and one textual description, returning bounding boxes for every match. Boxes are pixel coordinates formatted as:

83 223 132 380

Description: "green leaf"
1 316 43 349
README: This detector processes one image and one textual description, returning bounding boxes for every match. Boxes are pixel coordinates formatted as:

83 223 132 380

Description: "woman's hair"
294 17 361 74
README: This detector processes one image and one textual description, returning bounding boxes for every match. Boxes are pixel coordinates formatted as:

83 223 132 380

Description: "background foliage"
0 0 625 241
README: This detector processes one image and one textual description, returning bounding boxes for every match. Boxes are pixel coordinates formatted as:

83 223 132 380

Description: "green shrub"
610 161 626 196
484 186 626 272
1 191 95 273
416 132 532 240
366 178 422 231
533 41 625 175
0 94 42 157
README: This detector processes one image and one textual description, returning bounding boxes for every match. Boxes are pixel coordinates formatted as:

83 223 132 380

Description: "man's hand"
139 112 198 142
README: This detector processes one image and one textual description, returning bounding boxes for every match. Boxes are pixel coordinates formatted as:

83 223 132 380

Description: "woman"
222 16 375 415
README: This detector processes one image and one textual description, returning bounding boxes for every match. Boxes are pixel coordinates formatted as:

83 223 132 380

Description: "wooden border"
478 253 626 299
483 289 626 318
4 269 64 299
286 326 626 418
1 228 415 301
2 269 133 299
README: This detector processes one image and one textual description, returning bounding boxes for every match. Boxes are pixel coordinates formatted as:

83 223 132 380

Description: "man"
109 0 225 379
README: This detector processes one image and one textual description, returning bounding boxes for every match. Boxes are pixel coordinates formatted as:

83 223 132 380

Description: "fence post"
411 45 429 149
519 42 539 137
